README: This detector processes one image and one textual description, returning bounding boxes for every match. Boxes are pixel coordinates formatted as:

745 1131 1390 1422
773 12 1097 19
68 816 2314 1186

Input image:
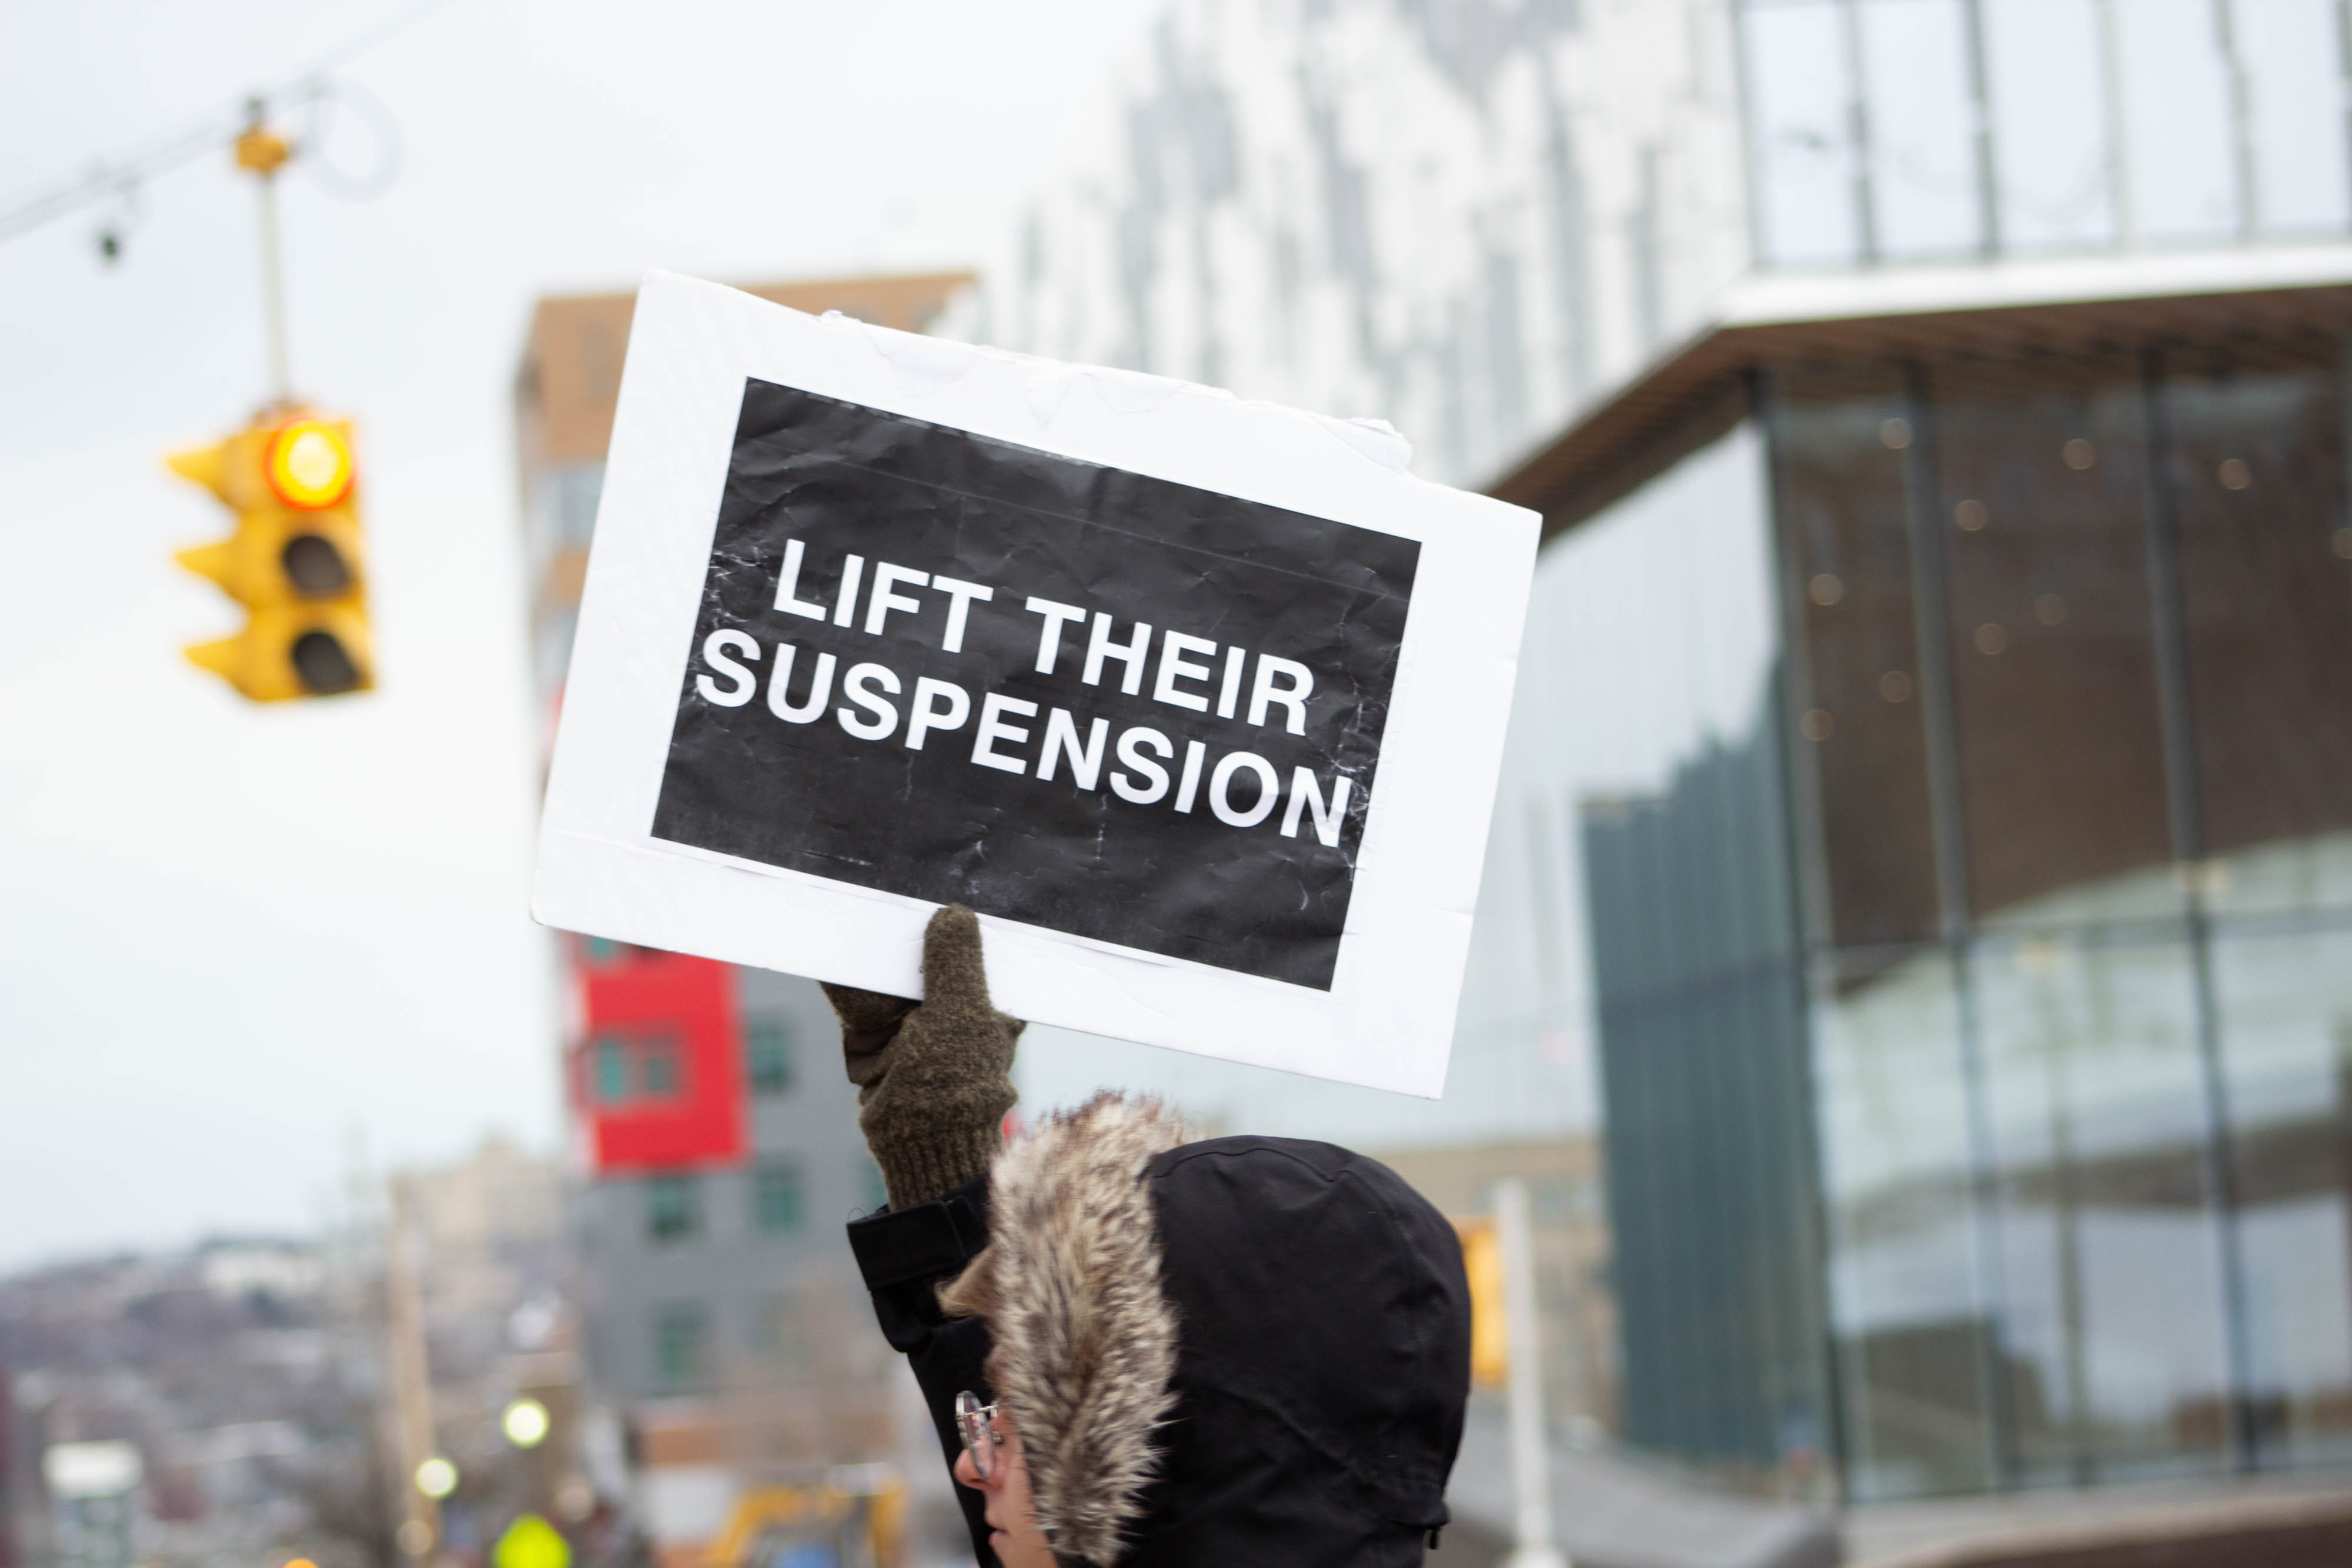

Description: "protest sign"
533 272 1536 1095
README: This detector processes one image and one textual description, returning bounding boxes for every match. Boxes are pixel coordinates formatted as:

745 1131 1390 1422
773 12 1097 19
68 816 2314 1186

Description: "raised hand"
821 905 1023 1209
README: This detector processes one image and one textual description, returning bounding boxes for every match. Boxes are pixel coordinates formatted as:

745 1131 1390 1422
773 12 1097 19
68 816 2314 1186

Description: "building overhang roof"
1488 244 2352 542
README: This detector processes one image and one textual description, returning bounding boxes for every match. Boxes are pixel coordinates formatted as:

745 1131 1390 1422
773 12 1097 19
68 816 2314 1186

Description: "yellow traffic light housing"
168 409 375 701
1455 1215 1508 1390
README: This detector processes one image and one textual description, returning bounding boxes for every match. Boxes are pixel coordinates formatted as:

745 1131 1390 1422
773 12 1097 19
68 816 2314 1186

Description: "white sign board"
533 272 1535 1096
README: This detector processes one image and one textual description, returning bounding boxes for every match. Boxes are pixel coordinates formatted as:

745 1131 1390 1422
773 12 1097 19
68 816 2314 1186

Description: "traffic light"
1455 1215 1508 1389
168 410 375 701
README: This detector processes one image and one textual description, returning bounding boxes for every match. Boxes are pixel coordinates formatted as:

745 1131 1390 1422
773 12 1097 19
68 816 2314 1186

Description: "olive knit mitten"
820 905 1023 1211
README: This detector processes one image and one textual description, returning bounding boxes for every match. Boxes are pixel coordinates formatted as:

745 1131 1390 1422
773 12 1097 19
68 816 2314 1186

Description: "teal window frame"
641 1035 682 1099
746 1019 795 1095
753 1161 805 1233
592 1037 629 1103
652 1300 709 1390
645 1174 700 1243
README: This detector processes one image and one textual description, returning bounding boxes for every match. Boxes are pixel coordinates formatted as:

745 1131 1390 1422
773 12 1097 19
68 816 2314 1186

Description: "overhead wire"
0 0 462 246
301 79 405 202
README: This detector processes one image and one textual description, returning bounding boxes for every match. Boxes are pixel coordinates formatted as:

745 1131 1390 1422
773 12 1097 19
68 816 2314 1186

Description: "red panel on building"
569 938 746 1172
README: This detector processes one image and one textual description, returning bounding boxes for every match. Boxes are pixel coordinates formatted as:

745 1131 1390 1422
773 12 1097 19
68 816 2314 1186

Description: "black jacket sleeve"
846 1175 997 1568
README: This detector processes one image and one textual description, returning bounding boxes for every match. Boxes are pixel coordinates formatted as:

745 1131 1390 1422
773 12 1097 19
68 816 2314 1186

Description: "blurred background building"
0 1138 573 1568
971 1 2352 1563
514 273 978 1568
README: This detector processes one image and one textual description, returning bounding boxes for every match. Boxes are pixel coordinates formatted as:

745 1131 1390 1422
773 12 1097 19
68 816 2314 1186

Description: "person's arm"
827 905 1022 1565
846 1176 995 1564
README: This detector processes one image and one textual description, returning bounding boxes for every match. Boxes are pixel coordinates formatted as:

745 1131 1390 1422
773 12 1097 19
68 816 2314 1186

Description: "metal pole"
2094 0 2136 250
257 168 290 404
1896 362 2015 1488
1728 0 1772 270
235 102 295 407
1960 0 2002 259
2136 350 2260 1470
1754 369 1855 1493
387 1178 443 1557
2337 1 2352 235
1836 0 1880 266
1498 1178 1569 1568
2214 0 2259 241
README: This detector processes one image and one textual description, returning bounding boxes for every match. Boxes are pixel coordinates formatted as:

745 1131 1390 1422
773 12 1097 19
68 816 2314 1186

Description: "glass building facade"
1545 315 2352 1502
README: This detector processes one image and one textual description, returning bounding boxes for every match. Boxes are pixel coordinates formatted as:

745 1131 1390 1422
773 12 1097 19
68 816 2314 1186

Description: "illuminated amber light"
266 422 354 510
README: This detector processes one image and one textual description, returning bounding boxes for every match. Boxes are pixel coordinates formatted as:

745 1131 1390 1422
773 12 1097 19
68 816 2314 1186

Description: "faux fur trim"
941 1093 1187 1566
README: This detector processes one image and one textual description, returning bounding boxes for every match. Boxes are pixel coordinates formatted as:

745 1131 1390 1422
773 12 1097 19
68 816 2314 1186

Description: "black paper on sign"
649 378 1419 990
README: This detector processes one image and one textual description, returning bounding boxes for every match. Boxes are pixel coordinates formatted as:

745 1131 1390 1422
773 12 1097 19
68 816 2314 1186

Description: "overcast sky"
0 0 1157 1271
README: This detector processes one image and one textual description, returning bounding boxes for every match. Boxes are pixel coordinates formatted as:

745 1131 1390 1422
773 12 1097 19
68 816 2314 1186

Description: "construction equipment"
707 1469 904 1568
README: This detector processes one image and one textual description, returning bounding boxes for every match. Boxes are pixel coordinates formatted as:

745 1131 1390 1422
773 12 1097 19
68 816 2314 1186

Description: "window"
586 1033 687 1106
652 1301 709 1390
645 1175 700 1243
746 1019 795 1095
554 462 605 548
641 1035 681 1099
753 1161 804 1233
593 1038 629 1103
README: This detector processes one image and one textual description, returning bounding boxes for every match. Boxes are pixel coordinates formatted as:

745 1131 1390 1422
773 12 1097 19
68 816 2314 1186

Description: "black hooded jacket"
845 1095 1472 1567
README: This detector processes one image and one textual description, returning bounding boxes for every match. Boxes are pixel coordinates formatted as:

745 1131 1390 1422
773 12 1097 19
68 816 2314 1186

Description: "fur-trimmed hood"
941 1094 1188 1565
944 1093 1472 1568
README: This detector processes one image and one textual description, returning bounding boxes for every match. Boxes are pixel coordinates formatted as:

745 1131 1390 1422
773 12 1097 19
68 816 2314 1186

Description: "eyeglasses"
955 1390 1004 1480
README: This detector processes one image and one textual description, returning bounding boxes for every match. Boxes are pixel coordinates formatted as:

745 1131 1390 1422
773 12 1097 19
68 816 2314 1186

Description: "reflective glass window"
2213 925 2352 1467
640 1036 682 1100
1558 422 1829 1476
1975 932 2230 1483
1931 372 2180 927
592 1037 629 1104
2110 0 2238 245
1857 0 1980 259
1771 345 2352 1502
1815 945 1996 1499
653 1300 710 1390
554 462 605 548
1772 375 1942 950
746 1018 796 1095
2238 0 2352 236
1743 0 1863 266
1982 0 2113 252
646 1175 700 1243
2163 366 2352 917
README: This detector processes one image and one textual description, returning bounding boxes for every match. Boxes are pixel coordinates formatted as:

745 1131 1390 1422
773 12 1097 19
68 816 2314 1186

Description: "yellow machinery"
708 1471 905 1568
